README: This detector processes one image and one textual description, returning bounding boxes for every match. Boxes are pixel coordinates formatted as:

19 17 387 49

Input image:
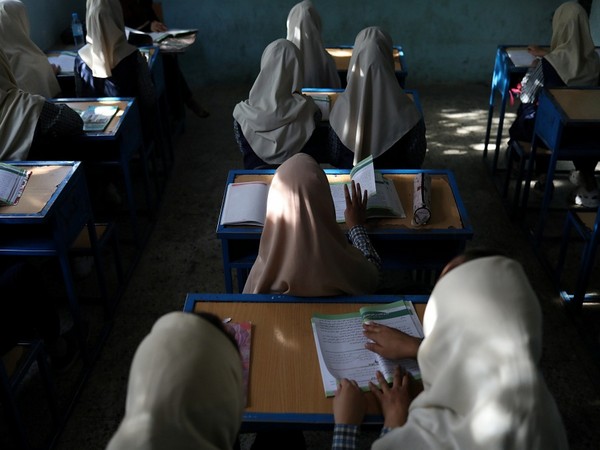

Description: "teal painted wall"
23 0 600 87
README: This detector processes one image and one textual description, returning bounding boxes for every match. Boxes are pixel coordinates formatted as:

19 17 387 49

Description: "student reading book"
0 162 31 206
311 299 423 397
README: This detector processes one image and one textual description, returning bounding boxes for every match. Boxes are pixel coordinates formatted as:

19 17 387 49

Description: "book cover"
0 163 32 206
219 181 269 226
226 321 252 405
77 105 119 132
311 300 423 397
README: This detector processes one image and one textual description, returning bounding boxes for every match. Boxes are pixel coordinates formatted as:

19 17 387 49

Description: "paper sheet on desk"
48 53 76 75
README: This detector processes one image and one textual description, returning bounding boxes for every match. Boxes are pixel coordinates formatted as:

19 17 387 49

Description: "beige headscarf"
106 312 244 450
286 0 341 89
79 0 138 78
545 1 600 86
0 0 61 98
329 27 421 165
232 39 319 165
243 153 379 296
0 48 45 161
373 256 568 450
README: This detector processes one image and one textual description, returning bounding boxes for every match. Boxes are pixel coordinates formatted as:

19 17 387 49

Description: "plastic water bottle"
71 12 84 49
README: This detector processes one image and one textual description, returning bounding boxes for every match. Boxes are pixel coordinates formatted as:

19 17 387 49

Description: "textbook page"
47 52 76 75
219 182 269 226
311 300 423 397
506 48 536 68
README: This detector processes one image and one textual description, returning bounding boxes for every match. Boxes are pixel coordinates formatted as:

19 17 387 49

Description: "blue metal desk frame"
216 169 472 293
0 161 99 358
518 87 600 248
183 292 428 430
50 97 152 246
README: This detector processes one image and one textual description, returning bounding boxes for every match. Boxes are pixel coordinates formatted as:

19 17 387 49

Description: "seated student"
243 153 380 296
0 48 83 161
332 252 569 450
0 0 61 98
106 311 244 450
233 39 324 169
508 1 600 207
74 0 156 116
285 0 341 89
119 0 209 118
328 26 426 170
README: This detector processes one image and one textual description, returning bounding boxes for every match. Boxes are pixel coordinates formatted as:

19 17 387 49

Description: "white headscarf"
0 48 45 161
243 153 379 296
106 312 244 450
0 0 61 98
79 0 138 78
373 256 568 450
286 0 341 89
232 39 319 165
544 1 600 86
329 27 421 165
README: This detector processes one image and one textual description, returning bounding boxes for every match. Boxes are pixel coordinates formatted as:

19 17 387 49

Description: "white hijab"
0 0 61 98
329 27 421 165
79 0 138 78
373 256 569 450
545 1 600 86
232 39 319 165
106 312 244 450
0 48 45 161
243 153 379 296
286 0 341 89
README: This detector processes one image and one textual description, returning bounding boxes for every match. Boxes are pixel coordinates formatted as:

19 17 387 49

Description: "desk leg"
534 154 559 248
119 159 141 247
221 240 233 293
491 91 508 175
483 90 496 160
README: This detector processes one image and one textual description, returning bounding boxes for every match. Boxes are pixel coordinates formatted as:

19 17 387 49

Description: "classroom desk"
325 45 407 88
217 169 472 293
483 45 600 174
0 161 97 358
46 97 152 246
183 293 428 430
519 87 600 247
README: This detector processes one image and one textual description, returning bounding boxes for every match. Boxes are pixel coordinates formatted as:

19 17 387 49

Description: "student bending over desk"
332 252 568 450
243 153 381 296
328 26 426 170
285 0 341 89
106 311 244 450
0 0 61 98
233 39 323 169
0 49 83 161
508 1 600 207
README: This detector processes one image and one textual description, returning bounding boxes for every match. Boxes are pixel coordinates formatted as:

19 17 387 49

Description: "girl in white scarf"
106 312 244 450
333 255 568 449
286 0 341 89
0 0 61 98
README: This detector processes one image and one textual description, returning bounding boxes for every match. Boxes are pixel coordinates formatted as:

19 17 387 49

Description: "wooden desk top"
55 98 131 135
326 47 403 71
189 299 426 419
0 164 72 216
548 88 600 121
231 173 464 231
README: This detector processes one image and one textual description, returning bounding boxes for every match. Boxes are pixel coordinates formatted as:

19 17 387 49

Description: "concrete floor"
3 81 600 449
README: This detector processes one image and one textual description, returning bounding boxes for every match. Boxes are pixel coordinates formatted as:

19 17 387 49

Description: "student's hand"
150 20 168 32
50 63 61 75
369 368 410 428
344 181 368 228
527 45 547 58
333 378 366 425
363 322 422 360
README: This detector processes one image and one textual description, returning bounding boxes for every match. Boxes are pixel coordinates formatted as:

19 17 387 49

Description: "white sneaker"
569 170 582 187
574 187 600 208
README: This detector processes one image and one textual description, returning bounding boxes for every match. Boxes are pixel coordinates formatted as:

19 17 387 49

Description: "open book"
125 26 197 45
219 181 269 226
47 51 77 75
0 163 32 206
311 300 423 397
75 105 119 132
225 321 252 405
330 157 405 223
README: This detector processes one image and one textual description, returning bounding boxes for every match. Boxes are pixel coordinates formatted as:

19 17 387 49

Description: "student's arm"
332 378 366 450
363 322 422 360
35 101 83 138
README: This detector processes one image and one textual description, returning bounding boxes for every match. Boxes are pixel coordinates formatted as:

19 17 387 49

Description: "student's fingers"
368 381 382 400
344 183 351 205
375 370 389 392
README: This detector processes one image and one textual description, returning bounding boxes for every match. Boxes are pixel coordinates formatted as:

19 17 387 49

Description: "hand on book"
369 367 410 428
333 378 366 425
363 322 422 360
150 20 168 32
344 180 368 228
